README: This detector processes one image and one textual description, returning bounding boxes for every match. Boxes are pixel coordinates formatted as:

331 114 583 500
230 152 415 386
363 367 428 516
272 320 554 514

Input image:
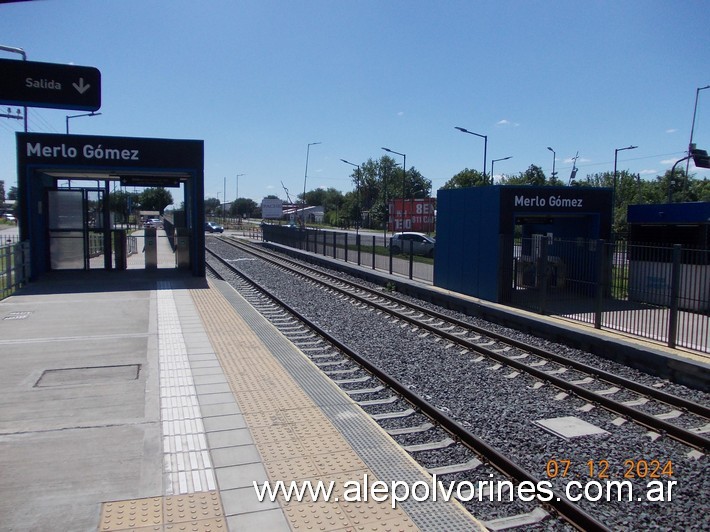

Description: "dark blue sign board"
0 58 101 111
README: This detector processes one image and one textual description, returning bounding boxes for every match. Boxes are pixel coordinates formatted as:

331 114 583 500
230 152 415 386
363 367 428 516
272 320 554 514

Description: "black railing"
261 225 709 353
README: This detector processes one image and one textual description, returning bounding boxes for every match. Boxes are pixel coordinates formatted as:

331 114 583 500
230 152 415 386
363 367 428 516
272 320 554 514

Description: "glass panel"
48 190 84 230
49 231 85 269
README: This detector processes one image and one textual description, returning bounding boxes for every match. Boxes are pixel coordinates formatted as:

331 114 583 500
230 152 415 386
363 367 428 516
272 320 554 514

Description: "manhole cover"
36 364 140 387
534 416 609 439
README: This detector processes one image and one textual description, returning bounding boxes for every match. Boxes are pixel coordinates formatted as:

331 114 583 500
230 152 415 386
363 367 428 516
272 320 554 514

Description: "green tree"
204 197 221 215
499 164 550 186
440 168 488 189
109 190 139 223
0 180 5 204
229 198 258 218
139 187 173 214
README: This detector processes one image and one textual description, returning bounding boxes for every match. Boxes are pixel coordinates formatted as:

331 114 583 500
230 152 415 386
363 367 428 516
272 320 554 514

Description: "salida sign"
0 58 101 111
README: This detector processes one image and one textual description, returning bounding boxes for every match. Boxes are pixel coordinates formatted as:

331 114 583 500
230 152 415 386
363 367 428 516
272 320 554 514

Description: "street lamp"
547 147 557 180
235 173 245 220
455 127 488 183
303 142 321 226
613 145 637 225
491 156 512 182
381 147 406 231
340 159 361 235
66 112 101 134
614 145 637 198
686 84 710 175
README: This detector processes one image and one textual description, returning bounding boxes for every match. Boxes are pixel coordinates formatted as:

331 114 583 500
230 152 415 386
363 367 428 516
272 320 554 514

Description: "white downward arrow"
73 78 91 94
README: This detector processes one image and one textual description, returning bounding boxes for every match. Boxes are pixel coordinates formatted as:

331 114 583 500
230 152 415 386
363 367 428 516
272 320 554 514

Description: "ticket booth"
434 186 613 303
16 133 205 279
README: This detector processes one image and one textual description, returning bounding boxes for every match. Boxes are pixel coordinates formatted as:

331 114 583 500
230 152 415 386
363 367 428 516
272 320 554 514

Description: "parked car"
389 232 435 257
143 218 162 228
204 221 224 233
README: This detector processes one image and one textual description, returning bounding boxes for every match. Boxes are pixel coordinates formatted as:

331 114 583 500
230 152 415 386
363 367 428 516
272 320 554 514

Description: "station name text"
514 195 583 208
26 142 140 161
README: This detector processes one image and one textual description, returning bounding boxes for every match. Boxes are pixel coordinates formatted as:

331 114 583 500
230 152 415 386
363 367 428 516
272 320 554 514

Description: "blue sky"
1 0 709 203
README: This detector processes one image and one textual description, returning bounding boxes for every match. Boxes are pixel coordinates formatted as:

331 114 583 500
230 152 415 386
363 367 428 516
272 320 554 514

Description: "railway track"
205 246 605 531
214 236 710 451
205 236 710 530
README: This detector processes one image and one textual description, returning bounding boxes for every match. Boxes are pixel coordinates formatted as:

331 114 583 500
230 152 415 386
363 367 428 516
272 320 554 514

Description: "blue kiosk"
434 186 613 304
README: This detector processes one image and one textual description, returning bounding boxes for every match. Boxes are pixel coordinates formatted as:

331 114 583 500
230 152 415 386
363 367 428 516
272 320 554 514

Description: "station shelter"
434 185 613 304
16 132 205 280
627 202 710 311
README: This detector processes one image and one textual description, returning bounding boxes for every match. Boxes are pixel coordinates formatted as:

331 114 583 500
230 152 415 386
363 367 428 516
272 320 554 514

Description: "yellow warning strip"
98 491 225 531
190 283 420 531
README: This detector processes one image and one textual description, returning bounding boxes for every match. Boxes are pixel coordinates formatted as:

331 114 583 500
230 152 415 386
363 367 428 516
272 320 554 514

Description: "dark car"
389 232 435 257
204 222 224 233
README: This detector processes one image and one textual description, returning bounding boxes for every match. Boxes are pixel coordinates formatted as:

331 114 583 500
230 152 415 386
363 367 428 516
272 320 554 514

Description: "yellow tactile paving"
190 284 421 531
98 491 225 532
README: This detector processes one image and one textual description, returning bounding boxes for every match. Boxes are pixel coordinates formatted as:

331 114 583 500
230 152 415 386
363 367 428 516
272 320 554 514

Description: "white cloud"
397 111 404 116
666 128 678 134
639 169 657 175
496 119 519 127
660 159 675 165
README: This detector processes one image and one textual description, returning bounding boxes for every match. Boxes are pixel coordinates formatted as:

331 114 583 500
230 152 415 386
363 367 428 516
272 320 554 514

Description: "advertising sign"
261 198 283 219
388 198 436 232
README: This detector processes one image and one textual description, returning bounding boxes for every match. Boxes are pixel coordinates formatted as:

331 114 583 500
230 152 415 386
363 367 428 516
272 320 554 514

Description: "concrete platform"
0 270 482 531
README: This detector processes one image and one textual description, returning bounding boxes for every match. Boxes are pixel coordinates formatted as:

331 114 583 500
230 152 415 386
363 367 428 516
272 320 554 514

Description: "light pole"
340 159 361 235
0 45 27 132
491 156 512 183
66 112 101 134
614 145 637 199
303 142 321 227
547 147 557 181
686 85 710 175
223 177 227 224
381 147 406 231
455 127 488 183
613 145 637 226
235 173 245 219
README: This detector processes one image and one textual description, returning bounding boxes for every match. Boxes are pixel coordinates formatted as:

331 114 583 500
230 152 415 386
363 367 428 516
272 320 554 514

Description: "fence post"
332 232 337 259
322 230 326 256
408 239 414 279
344 233 348 263
372 235 376 270
537 236 549 314
667 244 682 349
357 234 361 266
594 239 607 329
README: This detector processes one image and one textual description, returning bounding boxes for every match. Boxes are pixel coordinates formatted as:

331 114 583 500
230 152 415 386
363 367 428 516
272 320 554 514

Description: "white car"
143 218 162 228
389 232 435 257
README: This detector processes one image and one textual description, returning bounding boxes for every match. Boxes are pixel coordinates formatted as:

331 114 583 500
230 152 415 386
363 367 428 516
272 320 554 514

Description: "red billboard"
388 197 436 233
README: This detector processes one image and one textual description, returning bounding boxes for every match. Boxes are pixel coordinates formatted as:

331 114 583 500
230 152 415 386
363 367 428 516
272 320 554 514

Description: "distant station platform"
0 268 482 531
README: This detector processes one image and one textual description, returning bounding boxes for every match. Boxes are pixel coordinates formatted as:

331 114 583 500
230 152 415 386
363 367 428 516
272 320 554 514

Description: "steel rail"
218 238 710 450
206 246 610 532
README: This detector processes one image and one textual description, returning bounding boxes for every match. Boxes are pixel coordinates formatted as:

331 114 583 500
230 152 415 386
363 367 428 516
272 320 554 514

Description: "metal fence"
1 241 30 300
262 225 434 283
260 225 710 353
501 236 710 353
